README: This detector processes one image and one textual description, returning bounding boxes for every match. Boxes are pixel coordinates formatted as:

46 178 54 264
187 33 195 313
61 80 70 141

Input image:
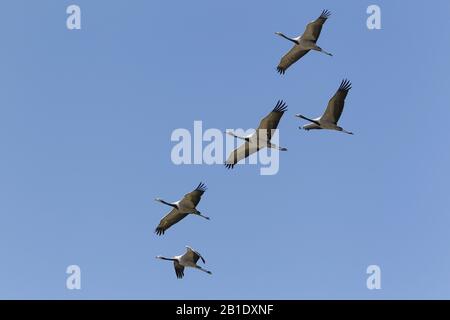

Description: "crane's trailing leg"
196 266 212 275
314 46 333 56
194 210 210 220
340 128 354 135
268 143 288 151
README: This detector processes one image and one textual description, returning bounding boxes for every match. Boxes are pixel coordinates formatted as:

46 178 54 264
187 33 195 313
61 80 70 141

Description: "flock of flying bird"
156 10 354 279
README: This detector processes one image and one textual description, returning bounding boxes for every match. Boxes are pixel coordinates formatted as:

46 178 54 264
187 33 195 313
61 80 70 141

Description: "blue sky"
1 0 450 299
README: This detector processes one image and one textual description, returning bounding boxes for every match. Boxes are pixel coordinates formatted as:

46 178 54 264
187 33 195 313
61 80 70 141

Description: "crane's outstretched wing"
225 141 260 169
256 100 287 141
174 260 185 279
321 79 352 124
277 46 309 75
185 246 206 264
301 9 331 42
155 208 189 236
181 182 206 208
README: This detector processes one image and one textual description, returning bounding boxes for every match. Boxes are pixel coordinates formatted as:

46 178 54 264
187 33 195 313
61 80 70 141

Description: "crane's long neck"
277 33 299 45
158 256 176 262
227 131 250 142
157 199 178 209
296 114 321 126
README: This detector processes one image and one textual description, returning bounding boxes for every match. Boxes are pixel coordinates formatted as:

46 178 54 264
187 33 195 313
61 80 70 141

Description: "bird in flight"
154 182 209 235
156 246 212 279
225 100 288 169
276 9 332 75
296 79 353 134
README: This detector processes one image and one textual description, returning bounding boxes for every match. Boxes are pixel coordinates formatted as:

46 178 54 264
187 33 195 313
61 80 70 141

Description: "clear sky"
1 0 450 299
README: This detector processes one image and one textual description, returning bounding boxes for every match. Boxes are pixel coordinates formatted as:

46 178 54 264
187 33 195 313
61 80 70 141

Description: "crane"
154 182 209 235
156 246 212 279
225 100 288 169
296 79 353 134
276 9 332 74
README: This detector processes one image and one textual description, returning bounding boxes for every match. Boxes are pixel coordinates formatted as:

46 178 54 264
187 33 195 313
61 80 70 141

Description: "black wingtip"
339 79 352 91
320 9 331 19
155 227 165 236
196 182 207 192
276 67 286 75
273 100 288 113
